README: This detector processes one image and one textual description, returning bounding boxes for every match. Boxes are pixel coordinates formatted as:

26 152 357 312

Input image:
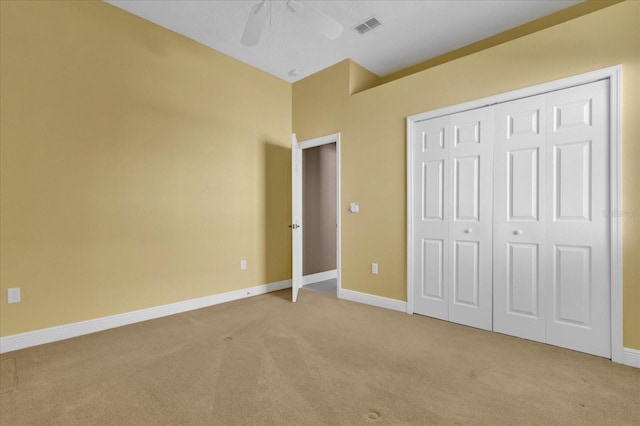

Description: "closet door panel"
553 141 591 221
507 242 539 317
412 116 450 320
454 156 480 221
508 148 539 221
453 240 480 306
493 94 546 342
449 108 493 331
422 160 445 221
545 80 610 358
421 238 445 300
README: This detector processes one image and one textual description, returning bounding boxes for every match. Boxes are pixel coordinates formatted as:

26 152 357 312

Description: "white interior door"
493 93 547 342
544 80 610 357
448 108 493 331
291 134 303 302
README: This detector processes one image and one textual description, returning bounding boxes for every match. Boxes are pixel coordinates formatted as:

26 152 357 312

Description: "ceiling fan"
241 0 344 47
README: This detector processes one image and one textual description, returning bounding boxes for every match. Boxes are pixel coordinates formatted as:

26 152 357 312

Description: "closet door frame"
406 65 623 364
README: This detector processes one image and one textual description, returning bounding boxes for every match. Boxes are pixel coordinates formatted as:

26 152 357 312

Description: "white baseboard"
0 280 291 354
623 348 640 368
3 279 636 369
339 288 407 312
302 269 337 286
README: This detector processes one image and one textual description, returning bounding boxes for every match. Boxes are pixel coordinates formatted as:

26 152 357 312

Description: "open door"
291 133 303 302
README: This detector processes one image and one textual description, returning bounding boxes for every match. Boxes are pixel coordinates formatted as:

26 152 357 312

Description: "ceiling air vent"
353 17 381 35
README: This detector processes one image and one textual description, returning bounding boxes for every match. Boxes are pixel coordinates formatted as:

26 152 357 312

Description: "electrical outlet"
371 263 379 275
240 260 247 270
8 288 21 304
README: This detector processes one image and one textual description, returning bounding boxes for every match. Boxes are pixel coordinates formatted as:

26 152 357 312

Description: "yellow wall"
293 1 640 349
292 60 351 139
1 0 638 351
0 1 292 336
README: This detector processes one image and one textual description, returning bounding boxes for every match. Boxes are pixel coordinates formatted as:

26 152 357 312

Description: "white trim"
295 132 342 300
291 133 302 302
302 269 337 286
407 65 624 363
0 280 291 354
298 133 339 150
406 113 415 315
608 66 624 364
622 348 640 368
336 135 342 300
340 288 407 312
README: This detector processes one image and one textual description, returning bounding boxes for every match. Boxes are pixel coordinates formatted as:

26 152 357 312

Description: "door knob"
289 224 300 229
464 229 473 233
513 229 523 235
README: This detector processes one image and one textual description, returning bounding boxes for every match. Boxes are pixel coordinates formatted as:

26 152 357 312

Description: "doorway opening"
291 133 341 301
302 142 337 296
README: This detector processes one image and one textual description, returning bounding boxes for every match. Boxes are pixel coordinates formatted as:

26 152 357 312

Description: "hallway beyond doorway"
304 278 337 297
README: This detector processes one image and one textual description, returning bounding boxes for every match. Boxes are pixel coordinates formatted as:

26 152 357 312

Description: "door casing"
292 132 341 300
406 66 623 363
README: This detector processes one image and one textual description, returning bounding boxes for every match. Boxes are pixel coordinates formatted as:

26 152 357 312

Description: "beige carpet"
1 289 638 425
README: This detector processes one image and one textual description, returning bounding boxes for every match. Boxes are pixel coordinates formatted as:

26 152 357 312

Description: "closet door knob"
513 230 523 235
464 229 473 234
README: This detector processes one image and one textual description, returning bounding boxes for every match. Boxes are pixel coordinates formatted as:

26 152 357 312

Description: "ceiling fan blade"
286 0 343 40
241 0 268 47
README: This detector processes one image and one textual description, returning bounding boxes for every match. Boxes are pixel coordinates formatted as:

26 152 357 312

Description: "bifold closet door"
493 93 547 342
449 108 493 330
544 81 610 358
412 115 450 321
493 80 610 357
412 108 493 331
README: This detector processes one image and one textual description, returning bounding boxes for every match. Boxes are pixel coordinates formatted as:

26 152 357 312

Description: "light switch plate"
349 202 359 213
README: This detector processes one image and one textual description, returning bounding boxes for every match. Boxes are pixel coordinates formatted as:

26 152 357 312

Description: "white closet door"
410 78 612 358
412 108 493 331
493 80 611 357
493 94 547 341
412 115 450 321
545 80 610 358
448 108 493 331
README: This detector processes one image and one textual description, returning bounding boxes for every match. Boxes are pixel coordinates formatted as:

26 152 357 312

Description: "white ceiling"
105 0 582 83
